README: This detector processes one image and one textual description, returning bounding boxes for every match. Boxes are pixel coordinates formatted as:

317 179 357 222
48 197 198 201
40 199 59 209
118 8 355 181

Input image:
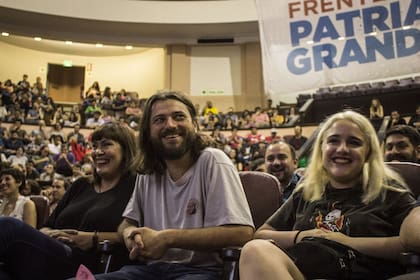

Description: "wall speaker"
197 38 234 44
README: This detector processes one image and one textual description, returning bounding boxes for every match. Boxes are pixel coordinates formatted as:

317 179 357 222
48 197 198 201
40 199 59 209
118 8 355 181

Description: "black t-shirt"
44 173 136 272
266 183 416 279
267 183 416 237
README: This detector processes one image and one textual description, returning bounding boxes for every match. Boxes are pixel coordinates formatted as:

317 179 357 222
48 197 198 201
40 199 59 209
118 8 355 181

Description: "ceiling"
0 5 259 56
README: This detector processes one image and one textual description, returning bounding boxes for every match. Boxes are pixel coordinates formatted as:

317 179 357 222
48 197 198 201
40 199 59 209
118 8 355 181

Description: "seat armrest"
220 247 242 280
400 252 420 273
98 240 116 273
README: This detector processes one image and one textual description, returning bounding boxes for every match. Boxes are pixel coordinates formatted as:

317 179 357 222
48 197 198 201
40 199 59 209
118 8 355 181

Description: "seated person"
239 110 417 280
49 178 70 215
93 91 254 280
85 111 105 129
387 110 407 130
0 168 36 227
0 122 138 279
264 141 300 201
384 125 420 163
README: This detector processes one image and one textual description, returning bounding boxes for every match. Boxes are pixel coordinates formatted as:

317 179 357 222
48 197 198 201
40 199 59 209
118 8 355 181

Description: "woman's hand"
41 228 95 250
296 228 352 247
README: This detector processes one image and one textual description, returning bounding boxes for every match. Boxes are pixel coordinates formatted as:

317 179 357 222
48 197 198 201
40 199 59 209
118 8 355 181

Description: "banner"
255 0 420 103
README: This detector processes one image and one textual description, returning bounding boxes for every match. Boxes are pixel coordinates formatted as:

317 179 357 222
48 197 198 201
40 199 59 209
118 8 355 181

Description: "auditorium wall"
0 41 166 100
1 40 268 112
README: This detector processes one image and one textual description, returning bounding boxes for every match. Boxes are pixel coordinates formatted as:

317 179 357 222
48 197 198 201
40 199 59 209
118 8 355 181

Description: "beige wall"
166 42 266 113
0 41 166 100
2 40 268 112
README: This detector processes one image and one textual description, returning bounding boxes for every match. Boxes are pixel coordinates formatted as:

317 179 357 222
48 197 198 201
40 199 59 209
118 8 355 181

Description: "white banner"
255 0 420 103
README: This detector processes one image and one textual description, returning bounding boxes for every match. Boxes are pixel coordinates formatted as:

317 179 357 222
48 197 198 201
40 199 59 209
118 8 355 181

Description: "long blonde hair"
297 110 407 203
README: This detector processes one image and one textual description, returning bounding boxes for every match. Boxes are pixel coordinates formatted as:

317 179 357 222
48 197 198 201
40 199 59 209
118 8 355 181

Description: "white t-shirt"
123 147 254 267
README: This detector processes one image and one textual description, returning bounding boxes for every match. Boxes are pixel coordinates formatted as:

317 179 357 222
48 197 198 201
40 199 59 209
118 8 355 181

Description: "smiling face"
322 119 368 189
265 142 297 186
384 134 417 162
92 138 123 179
149 99 196 160
0 174 20 197
51 179 66 202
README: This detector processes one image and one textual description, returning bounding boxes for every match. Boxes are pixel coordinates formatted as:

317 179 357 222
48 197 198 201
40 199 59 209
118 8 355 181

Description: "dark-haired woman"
0 122 138 280
0 168 36 227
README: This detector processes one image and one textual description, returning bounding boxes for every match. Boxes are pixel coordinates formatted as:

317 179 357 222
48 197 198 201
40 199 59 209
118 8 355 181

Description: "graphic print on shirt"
316 208 344 232
186 198 199 215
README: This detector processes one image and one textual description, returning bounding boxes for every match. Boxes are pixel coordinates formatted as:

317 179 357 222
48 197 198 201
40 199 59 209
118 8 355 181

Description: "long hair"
296 110 407 204
133 90 212 174
91 122 137 184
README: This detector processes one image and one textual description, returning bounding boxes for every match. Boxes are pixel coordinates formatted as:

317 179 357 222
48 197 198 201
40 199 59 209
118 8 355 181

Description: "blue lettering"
339 39 367 67
290 20 312 47
365 32 395 63
363 6 391 34
313 44 337 71
404 0 420 26
390 1 402 29
396 29 420 57
313 16 340 43
336 10 361 38
287 48 311 75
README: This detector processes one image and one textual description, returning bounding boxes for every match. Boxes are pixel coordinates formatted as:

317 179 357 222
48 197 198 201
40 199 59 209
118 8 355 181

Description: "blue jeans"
94 263 222 280
0 217 77 280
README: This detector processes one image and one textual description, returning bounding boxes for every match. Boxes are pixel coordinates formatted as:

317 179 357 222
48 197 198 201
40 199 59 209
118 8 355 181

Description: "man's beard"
152 127 194 160
385 153 416 162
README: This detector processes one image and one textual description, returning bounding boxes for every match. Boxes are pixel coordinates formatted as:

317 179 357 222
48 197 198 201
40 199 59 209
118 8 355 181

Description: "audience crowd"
0 78 419 279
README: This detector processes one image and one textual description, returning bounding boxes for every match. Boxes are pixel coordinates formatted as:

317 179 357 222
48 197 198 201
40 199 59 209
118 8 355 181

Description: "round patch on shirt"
186 199 199 215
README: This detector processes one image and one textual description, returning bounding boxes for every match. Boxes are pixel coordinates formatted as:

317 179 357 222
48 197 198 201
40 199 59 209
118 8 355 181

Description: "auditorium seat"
356 83 371 95
398 78 414 89
412 76 420 89
297 94 312 107
382 79 399 93
385 162 420 199
30 195 50 229
342 85 359 96
330 86 344 94
221 171 283 280
367 82 385 94
316 87 331 94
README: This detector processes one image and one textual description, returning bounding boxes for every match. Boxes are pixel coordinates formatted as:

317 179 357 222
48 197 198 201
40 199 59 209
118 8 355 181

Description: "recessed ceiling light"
125 45 133 50
65 41 73 45
34 37 42 41
402 26 411 30
306 40 314 45
1 32 9 36
96 43 103 48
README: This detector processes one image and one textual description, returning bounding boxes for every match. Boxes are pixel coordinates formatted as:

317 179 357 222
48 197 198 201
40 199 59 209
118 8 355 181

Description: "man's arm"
154 225 253 251
118 217 253 261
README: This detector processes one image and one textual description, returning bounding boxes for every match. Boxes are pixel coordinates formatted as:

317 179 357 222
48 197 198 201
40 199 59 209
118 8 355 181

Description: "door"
47 63 85 103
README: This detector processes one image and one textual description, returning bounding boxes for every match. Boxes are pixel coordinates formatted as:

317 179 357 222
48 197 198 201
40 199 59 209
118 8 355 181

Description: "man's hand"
124 227 168 261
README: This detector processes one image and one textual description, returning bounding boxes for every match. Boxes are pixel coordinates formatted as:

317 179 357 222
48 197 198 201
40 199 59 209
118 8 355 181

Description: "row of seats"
297 76 420 105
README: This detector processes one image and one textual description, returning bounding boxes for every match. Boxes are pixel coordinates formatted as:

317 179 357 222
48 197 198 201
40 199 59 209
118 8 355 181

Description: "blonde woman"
240 110 416 280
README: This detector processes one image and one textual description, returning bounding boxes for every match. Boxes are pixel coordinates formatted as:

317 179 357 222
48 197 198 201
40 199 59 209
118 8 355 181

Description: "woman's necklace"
1 197 17 216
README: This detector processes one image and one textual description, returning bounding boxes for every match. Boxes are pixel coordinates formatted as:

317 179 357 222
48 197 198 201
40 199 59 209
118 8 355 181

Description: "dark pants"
0 217 78 280
94 263 222 280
